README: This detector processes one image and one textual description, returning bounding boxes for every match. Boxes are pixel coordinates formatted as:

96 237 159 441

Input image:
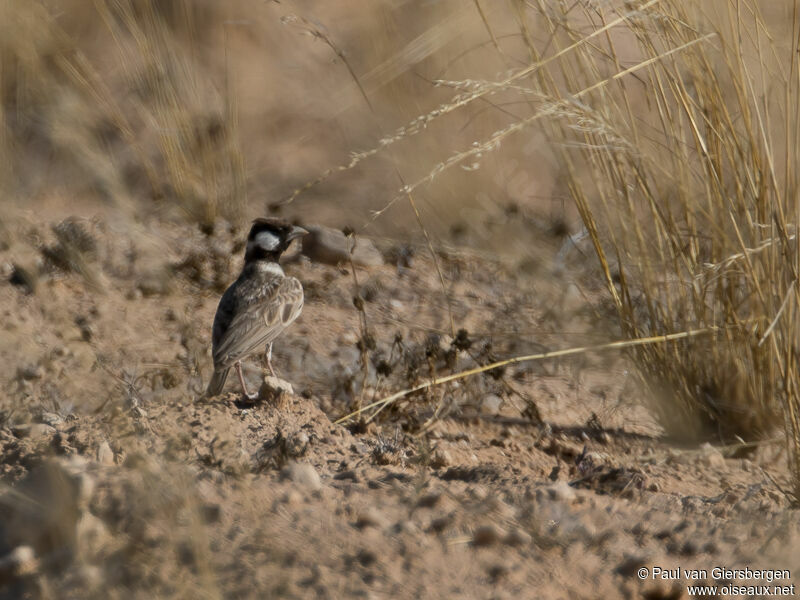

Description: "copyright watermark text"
637 566 794 597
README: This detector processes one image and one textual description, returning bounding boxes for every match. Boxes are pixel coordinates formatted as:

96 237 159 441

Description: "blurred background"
0 0 572 249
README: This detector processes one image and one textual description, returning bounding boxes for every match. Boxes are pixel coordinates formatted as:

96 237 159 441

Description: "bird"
205 217 308 399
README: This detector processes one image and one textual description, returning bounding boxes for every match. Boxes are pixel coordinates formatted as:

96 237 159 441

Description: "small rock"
481 394 503 415
428 515 453 533
355 548 377 567
136 271 172 297
17 364 44 381
431 448 452 468
503 528 532 547
65 564 103 591
280 489 303 506
699 443 725 468
126 288 143 301
355 507 387 529
59 456 96 509
492 499 516 520
487 563 509 582
259 376 294 403
30 423 55 439
0 546 37 582
416 491 442 508
97 441 114 466
394 519 420 536
334 470 360 482
283 462 322 491
3 457 95 555
201 503 222 523
546 481 577 503
350 442 369 455
8 264 38 294
472 524 502 547
284 431 309 457
11 423 55 439
301 224 383 267
39 412 64 428
469 485 489 500
76 512 111 557
340 331 359 345
546 438 584 460
615 554 649 577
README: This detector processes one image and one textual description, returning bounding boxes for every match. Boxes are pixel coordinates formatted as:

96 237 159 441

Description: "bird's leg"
235 360 258 401
265 342 277 378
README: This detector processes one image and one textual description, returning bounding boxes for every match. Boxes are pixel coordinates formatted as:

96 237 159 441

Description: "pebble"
615 554 649 577
301 224 384 267
428 515 453 533
285 431 309 457
201 503 222 523
136 272 172 297
259 376 294 402
0 546 37 582
60 456 96 509
283 462 322 491
472 524 502 547
281 489 303 506
355 548 377 567
355 507 387 529
698 443 725 468
76 512 111 555
97 441 115 466
39 412 64 428
3 457 96 556
503 528 532 547
11 423 55 439
469 485 489 501
17 364 44 380
334 470 360 482
395 519 421 536
8 264 38 294
545 481 577 503
431 448 452 468
481 394 503 415
416 491 442 508
487 563 509 581
66 564 103 591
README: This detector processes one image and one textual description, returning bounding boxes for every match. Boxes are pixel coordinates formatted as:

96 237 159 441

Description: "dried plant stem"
335 327 717 425
281 0 665 206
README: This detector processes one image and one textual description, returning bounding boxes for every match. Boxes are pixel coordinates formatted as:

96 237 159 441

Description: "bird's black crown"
245 218 307 262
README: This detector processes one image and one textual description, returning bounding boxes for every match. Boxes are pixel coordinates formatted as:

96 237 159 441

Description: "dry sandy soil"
0 209 798 600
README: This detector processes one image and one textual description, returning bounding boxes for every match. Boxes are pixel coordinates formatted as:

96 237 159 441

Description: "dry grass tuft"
289 0 800 494
0 0 245 229
512 0 800 485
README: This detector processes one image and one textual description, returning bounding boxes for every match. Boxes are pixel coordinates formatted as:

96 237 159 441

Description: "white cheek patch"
248 230 280 253
259 262 285 276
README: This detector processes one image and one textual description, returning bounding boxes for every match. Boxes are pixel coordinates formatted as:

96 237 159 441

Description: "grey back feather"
211 268 304 370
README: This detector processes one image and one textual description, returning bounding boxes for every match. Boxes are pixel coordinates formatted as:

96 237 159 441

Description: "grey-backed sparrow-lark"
205 218 307 399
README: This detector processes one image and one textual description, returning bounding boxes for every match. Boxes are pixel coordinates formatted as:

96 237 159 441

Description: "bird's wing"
213 277 304 368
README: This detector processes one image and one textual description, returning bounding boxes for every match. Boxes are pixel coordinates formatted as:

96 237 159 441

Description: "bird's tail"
204 367 230 398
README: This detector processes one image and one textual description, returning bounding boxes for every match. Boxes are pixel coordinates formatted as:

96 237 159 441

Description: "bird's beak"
286 225 309 242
